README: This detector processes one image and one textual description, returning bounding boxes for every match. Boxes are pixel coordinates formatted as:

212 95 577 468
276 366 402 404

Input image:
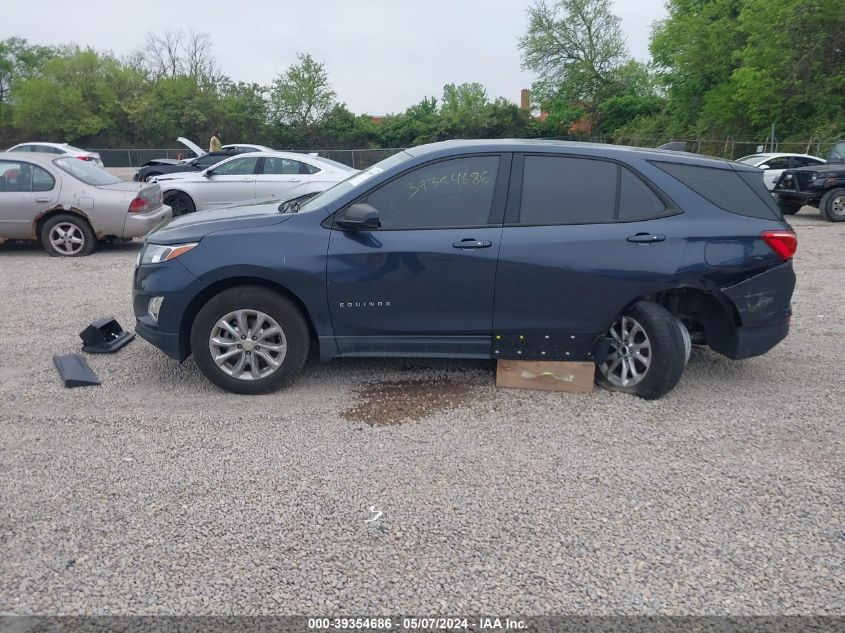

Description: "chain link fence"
90 138 840 169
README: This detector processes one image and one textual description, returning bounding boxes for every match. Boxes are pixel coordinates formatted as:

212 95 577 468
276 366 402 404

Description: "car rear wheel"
190 285 310 395
40 214 96 257
819 188 845 222
596 301 686 399
164 191 196 216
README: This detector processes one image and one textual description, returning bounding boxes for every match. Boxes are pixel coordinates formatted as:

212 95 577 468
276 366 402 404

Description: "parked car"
133 140 796 399
6 142 104 167
772 141 845 221
134 149 249 182
154 151 357 216
0 152 171 256
735 152 826 191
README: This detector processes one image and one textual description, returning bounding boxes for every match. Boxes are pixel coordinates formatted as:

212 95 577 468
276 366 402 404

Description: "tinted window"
35 145 64 154
55 157 121 186
0 160 56 192
194 155 222 168
9 145 32 152
654 162 780 220
794 156 824 167
211 156 258 176
365 155 499 229
519 156 616 225
262 157 306 175
762 156 790 169
619 167 666 221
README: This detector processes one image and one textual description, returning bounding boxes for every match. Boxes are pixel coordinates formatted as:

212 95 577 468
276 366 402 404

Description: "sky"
1 0 668 115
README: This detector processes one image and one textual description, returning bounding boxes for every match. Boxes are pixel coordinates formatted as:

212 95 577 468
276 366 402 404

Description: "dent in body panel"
721 261 795 327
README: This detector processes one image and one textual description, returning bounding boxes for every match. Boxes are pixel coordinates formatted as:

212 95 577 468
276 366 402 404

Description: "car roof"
403 138 747 170
0 151 60 165
231 150 348 168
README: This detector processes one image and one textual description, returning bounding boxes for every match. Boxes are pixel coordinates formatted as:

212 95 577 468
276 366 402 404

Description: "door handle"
286 178 301 183
627 233 666 244
452 239 492 249
35 197 51 203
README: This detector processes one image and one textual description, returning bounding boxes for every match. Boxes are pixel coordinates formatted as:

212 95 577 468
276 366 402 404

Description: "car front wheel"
596 301 686 399
819 188 845 222
40 213 96 257
190 285 310 395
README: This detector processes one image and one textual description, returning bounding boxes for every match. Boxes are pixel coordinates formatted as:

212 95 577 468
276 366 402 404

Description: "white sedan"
6 142 104 167
154 151 357 215
736 153 826 190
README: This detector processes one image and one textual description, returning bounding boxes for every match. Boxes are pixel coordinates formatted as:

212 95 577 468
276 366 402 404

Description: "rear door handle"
627 233 666 244
452 239 492 249
35 197 51 203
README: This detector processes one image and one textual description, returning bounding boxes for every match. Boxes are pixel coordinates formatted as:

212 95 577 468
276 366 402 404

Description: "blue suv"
133 140 797 399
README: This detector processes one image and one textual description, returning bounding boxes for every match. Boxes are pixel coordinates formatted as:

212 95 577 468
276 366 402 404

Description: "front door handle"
627 233 666 244
35 197 51 203
452 239 492 249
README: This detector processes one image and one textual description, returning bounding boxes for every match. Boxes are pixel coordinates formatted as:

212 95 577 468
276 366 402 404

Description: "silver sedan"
154 151 357 216
0 152 171 256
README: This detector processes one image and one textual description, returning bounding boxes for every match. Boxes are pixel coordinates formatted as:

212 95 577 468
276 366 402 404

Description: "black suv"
133 140 797 399
773 140 845 221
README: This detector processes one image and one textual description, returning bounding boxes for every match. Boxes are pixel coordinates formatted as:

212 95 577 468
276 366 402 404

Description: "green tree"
270 53 336 140
439 82 490 137
519 0 628 113
11 46 144 143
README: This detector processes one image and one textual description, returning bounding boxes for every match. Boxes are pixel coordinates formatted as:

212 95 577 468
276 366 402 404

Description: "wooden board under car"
496 359 595 393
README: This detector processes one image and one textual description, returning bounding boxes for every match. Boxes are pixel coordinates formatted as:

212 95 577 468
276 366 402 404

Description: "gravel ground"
0 210 843 616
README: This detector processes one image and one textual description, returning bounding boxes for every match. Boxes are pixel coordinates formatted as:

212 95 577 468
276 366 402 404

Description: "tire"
776 197 802 215
596 300 686 399
190 285 310 395
164 191 196 216
40 213 96 257
819 188 845 222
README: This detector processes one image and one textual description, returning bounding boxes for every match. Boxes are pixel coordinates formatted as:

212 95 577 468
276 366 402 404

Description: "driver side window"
211 157 258 176
364 155 500 230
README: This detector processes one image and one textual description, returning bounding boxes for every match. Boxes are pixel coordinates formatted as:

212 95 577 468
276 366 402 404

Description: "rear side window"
0 160 56 192
519 156 616 224
653 162 780 220
619 167 666 221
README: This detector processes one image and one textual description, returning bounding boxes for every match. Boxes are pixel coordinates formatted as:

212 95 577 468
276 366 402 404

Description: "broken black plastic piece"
80 317 135 354
53 354 101 388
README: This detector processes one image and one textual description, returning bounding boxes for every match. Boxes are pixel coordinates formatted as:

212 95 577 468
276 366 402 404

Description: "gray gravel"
0 211 843 615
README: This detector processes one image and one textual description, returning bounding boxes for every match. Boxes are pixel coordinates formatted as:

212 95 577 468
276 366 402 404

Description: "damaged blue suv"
133 140 796 399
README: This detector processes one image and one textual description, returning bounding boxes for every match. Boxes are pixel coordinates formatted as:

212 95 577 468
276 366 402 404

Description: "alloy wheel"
49 222 85 256
832 194 845 217
599 315 652 388
208 309 287 381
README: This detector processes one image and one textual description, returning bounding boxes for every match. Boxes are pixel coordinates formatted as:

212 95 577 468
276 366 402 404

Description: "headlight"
139 242 198 265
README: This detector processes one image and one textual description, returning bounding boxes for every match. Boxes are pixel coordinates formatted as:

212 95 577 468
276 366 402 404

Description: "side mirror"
203 170 214 178
758 164 770 170
335 203 380 231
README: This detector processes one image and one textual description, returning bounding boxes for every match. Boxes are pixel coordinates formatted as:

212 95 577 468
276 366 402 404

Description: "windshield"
55 157 122 186
311 156 357 172
736 155 767 165
298 151 413 213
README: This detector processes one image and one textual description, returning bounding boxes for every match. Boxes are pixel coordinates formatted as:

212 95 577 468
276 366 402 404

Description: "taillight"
77 155 94 161
762 230 797 260
128 196 150 213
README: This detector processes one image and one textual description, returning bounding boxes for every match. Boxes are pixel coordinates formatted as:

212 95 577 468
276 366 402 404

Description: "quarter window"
364 155 500 229
211 156 259 176
519 156 617 225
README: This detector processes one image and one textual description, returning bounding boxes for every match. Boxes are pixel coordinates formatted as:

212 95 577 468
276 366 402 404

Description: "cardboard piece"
496 360 595 393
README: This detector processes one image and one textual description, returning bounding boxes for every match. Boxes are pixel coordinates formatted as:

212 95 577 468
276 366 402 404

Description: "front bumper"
133 258 199 362
123 205 172 238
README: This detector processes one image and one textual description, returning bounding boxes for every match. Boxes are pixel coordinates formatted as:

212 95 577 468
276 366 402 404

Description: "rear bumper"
123 205 172 238
722 323 790 360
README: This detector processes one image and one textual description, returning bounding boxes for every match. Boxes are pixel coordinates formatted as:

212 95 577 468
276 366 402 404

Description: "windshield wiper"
278 199 301 214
